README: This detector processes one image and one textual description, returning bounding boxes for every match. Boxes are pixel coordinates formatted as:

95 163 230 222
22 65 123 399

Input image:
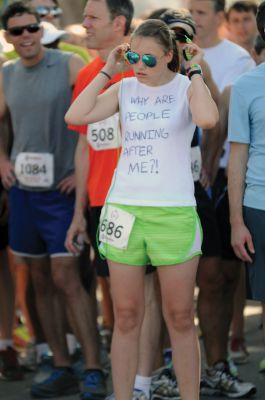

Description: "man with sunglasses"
27 0 92 63
0 2 107 399
27 0 62 28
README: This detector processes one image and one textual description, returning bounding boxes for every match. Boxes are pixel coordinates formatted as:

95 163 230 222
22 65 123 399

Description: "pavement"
0 300 264 399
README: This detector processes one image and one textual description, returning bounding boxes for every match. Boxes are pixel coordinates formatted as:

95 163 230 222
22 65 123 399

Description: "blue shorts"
9 186 75 258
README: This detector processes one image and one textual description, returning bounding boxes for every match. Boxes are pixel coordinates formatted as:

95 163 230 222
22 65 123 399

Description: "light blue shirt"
228 62 265 211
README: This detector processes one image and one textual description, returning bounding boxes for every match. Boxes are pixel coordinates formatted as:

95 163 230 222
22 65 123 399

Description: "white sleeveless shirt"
107 74 196 207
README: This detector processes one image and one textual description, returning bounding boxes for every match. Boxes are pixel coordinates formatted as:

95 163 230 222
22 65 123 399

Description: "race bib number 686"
99 205 135 250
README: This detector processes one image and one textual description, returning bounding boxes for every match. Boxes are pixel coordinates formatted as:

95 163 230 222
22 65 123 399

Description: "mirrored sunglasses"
7 23 41 36
124 51 158 68
36 5 62 18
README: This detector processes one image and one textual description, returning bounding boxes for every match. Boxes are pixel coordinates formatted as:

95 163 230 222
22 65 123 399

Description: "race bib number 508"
99 205 135 250
88 113 121 151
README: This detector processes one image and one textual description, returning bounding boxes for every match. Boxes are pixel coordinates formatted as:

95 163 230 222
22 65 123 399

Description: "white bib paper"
99 205 135 249
191 146 202 182
88 113 121 150
15 152 54 188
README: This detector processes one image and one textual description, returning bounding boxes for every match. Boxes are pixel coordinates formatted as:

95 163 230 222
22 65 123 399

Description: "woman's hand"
104 43 130 77
183 43 204 69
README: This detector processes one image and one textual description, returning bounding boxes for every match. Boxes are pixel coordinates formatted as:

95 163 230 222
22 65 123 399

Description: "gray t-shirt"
3 49 78 190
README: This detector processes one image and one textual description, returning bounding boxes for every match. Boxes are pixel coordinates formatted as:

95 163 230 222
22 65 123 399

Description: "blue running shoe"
80 369 107 399
31 367 79 398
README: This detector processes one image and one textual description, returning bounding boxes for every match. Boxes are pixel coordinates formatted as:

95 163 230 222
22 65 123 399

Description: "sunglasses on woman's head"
124 51 158 68
35 5 62 18
174 30 193 43
7 23 41 36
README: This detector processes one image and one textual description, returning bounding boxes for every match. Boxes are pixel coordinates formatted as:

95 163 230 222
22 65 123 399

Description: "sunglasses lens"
27 24 40 33
52 7 62 16
175 33 187 43
142 54 157 67
8 27 23 36
125 51 140 64
36 6 49 17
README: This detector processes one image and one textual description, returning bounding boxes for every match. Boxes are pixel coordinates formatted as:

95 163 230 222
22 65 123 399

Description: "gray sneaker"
105 389 149 400
200 361 256 398
151 367 180 400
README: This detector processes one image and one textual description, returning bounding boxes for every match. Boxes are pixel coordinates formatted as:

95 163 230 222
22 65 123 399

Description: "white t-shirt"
107 74 196 207
203 39 255 168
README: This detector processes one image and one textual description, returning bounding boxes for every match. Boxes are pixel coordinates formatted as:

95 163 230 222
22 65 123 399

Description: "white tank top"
107 74 196 207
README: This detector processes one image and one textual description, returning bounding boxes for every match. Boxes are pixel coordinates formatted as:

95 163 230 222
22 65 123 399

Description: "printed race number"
15 152 54 188
99 205 135 249
88 113 121 150
191 146 202 182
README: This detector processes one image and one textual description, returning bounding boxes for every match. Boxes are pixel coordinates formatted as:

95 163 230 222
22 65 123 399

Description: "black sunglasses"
174 31 193 43
7 23 41 37
35 5 62 18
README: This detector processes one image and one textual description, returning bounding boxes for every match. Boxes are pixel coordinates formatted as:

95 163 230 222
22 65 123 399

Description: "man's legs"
0 248 23 380
51 255 101 370
197 256 226 365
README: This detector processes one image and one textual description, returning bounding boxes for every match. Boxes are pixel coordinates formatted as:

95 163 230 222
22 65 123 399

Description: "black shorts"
213 169 238 261
87 206 156 277
195 181 221 258
244 206 265 301
0 184 8 251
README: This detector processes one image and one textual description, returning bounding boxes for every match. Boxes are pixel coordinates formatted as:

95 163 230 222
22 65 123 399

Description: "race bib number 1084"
15 152 54 188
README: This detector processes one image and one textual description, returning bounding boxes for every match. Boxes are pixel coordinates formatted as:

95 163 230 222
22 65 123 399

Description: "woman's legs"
108 260 145 400
157 256 200 400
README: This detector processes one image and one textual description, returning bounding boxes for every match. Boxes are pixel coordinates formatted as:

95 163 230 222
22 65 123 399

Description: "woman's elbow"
195 110 219 129
65 110 85 126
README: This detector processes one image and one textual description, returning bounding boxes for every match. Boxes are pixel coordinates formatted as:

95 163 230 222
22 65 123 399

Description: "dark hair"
145 8 169 20
226 1 258 20
106 0 134 36
256 0 265 41
1 1 40 30
213 0 226 13
254 33 265 53
131 19 179 72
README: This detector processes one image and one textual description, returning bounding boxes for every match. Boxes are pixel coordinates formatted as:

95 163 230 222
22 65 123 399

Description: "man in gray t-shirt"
0 2 106 399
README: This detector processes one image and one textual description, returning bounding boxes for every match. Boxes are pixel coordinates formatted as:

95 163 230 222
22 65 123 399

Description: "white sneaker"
200 361 256 398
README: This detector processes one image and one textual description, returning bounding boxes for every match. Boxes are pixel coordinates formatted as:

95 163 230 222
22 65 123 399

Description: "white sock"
36 343 51 363
0 339 13 350
66 334 77 355
134 375 152 398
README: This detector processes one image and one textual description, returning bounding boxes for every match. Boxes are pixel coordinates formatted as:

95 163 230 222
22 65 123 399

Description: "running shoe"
200 361 256 398
229 338 249 364
0 346 24 380
151 366 180 400
80 369 107 399
132 389 149 399
105 389 149 400
19 342 37 372
31 367 79 398
32 354 54 384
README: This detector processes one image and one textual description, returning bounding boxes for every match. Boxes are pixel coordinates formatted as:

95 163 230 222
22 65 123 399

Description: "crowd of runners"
0 0 265 400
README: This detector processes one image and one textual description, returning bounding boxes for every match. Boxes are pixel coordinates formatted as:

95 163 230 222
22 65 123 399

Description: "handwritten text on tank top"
123 95 175 175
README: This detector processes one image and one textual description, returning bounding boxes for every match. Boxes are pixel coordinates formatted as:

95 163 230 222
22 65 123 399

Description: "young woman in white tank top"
66 19 218 400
